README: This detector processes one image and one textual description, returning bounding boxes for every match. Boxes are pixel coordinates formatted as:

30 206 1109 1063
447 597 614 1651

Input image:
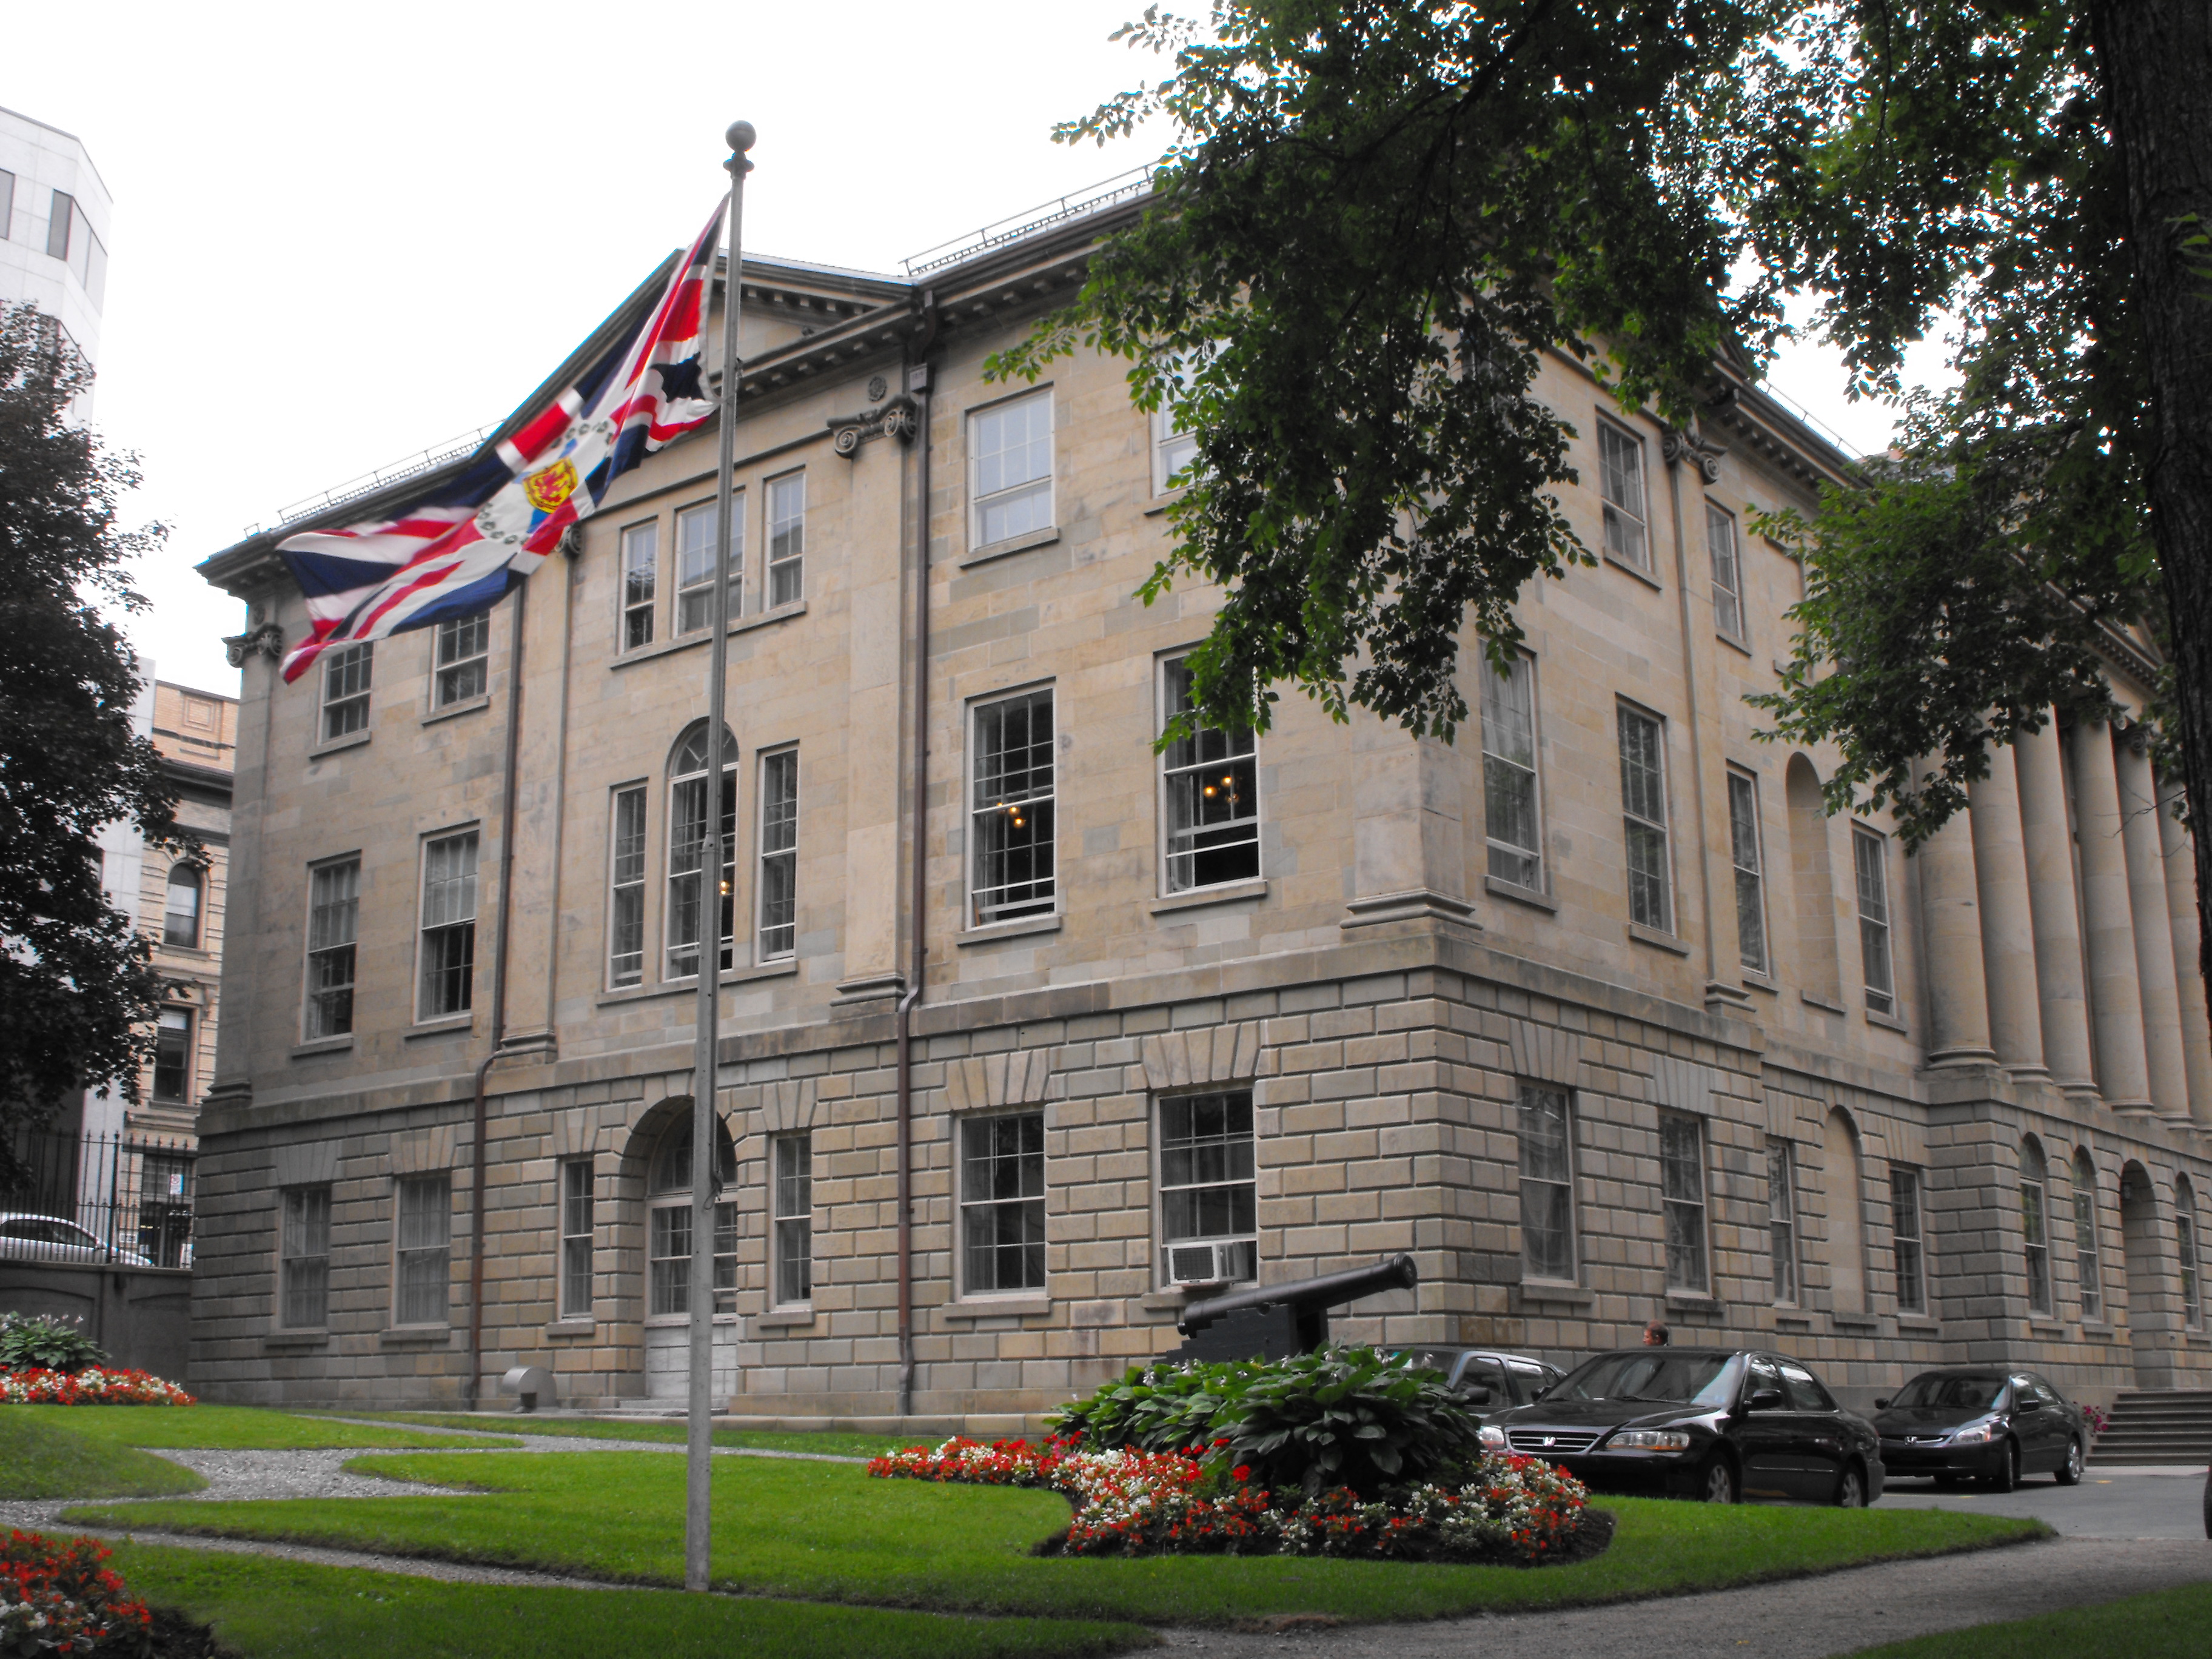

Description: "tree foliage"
0 303 179 1167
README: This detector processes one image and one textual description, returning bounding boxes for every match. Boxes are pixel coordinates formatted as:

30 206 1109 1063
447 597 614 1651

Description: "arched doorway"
624 1098 740 1403
2119 1161 2175 1389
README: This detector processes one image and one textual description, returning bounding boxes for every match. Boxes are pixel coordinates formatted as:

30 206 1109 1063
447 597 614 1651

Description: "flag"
275 204 726 683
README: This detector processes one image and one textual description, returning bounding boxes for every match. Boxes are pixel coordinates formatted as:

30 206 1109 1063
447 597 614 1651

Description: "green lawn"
323 1409 902 1460
6 1403 517 1452
67 1449 2051 1625
1854 1580 2212 1658
106 1544 1150 1659
0 1409 204 1499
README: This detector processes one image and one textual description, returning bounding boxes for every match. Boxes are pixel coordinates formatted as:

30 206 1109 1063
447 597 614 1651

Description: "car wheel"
1834 1463 1868 1508
1988 1440 2020 1493
1698 1456 1739 1504
2055 1438 2084 1487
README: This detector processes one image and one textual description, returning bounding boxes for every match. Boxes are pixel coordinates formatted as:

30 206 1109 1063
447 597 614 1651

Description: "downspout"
466 576 529 1410
1662 429 1723 1005
893 295 939 1418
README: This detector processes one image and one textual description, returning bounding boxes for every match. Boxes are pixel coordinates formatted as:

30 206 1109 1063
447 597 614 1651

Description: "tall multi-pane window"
1768 1139 1799 1303
1481 655 1543 890
1891 1166 1926 1313
304 857 360 1040
666 726 736 979
1618 706 1672 932
433 613 490 707
558 1159 594 1320
971 390 1054 546
1707 504 1746 639
1153 407 1196 495
607 786 648 988
756 749 799 960
1161 657 1258 893
0 172 13 243
2020 1139 2053 1316
1518 1084 1575 1282
279 1185 331 1329
766 474 805 607
152 1009 191 1104
45 190 73 260
1728 770 1769 974
621 520 658 650
675 498 737 634
962 1113 1045 1295
320 643 373 742
2073 1150 2103 1321
1597 423 1649 569
1854 826 1896 1015
646 1122 736 1317
1660 1113 1709 1292
417 831 479 1021
163 864 203 948
773 1135 813 1306
2179 1179 2202 1330
1159 1090 1257 1285
971 690 1055 925
395 1174 451 1326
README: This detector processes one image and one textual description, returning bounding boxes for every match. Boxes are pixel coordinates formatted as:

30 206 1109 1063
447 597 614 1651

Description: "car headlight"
1607 1430 1693 1452
1478 1424 1507 1449
1947 1423 1996 1444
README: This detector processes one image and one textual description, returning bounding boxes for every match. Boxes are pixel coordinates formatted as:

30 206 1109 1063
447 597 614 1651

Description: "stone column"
2068 720 2154 1113
1915 796 1996 1064
2013 718 2097 1095
2157 782 2212 1127
1969 746 2047 1074
2114 735 2191 1120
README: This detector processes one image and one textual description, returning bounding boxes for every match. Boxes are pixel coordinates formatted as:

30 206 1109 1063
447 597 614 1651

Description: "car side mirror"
1746 1387 1786 1412
1874 1398 1891 1410
1460 1384 1493 1406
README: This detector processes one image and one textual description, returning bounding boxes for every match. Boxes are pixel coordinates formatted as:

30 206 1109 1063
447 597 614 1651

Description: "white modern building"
0 102 110 386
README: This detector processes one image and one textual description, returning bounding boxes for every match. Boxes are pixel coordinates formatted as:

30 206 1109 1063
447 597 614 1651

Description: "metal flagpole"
686 116 754 1596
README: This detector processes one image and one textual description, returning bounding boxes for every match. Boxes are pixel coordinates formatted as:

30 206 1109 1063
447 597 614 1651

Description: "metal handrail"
245 423 495 538
902 165 1158 277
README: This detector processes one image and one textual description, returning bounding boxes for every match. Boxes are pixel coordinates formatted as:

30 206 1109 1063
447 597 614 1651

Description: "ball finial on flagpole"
727 121 756 155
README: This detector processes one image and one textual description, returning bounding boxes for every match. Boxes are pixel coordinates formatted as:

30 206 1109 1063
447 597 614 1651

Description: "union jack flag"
276 204 726 683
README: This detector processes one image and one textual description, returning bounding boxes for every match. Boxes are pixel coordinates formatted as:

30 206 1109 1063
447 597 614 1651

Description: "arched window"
2071 1150 2103 1321
163 864 203 948
2020 1138 2052 1316
2179 1175 2202 1330
665 725 737 981
645 1109 737 1319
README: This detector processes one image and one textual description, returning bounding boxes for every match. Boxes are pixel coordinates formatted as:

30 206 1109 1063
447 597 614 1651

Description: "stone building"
190 184 2212 1420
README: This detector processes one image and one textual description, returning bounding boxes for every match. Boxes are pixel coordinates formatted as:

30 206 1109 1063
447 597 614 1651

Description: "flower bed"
1 1530 154 1654
0 1369 195 1407
870 1436 1592 1564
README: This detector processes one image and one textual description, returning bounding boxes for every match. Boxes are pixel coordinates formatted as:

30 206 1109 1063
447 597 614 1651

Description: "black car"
1871 1369 2086 1489
1405 1347 1564 1411
1481 1347 1885 1506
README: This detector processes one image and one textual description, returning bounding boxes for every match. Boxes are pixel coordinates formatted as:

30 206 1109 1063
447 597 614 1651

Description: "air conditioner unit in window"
1168 1242 1238 1285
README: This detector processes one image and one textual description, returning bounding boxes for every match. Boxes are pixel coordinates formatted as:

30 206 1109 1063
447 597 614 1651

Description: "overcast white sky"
16 1 1938 697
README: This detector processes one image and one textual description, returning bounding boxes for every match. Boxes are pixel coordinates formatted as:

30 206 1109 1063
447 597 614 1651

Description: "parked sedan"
0 1213 155 1267
1405 1347 1564 1410
1871 1369 2087 1489
1480 1347 1885 1506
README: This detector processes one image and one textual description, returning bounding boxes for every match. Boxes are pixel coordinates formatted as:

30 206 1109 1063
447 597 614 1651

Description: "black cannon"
1170 1253 1418 1362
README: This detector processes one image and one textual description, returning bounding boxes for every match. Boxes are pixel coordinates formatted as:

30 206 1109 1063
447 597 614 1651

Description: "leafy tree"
0 303 179 1176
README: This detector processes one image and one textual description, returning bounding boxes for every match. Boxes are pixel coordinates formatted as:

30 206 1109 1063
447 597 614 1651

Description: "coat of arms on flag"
273 204 727 683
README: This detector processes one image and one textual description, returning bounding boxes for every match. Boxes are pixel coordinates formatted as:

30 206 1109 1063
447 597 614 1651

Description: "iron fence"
1 1130 196 1269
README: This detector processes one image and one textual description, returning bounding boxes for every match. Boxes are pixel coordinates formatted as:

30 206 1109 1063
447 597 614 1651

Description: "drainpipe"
466 575 529 1410
893 296 939 1418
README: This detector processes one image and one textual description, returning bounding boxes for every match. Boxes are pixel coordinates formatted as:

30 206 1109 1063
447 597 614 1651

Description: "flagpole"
688 116 754 1597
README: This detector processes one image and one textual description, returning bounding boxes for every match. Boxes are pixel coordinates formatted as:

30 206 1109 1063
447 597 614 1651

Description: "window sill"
941 1296 1051 1321
423 694 492 726
956 914 1062 947
644 1313 739 1328
1628 921 1691 956
404 1016 475 1041
1604 550 1664 590
1716 629 1754 659
2079 1319 2116 1335
1141 492 1188 518
595 960 799 1007
2027 1321 2068 1339
1514 1279 1592 1306
1772 1311 1812 1328
1484 875 1557 913
1140 1288 1191 1313
1666 1290 1723 1310
1801 990 1848 1014
753 1307 816 1331
1740 971 1778 996
1150 879 1269 916
1866 1007 1911 1034
610 603 808 670
1831 1311 1880 1333
264 1329 329 1349
380 1326 454 1347
959 527 1059 569
1895 1316 1942 1335
290 1037 354 1061
544 1319 596 1337
309 729 372 760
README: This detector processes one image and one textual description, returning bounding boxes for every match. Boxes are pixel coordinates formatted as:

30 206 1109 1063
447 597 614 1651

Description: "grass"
323 1409 904 1460
0 1410 204 1499
103 1543 1150 1659
67 1449 2053 1626
1853 1580 2212 1658
5 1403 518 1452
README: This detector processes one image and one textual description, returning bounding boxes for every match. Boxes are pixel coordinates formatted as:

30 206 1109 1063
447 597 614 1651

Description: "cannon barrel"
1176 1253 1417 1338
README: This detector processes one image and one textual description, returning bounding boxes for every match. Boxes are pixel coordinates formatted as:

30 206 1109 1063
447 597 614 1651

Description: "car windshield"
1551 1352 1741 1407
1891 1375 2005 1411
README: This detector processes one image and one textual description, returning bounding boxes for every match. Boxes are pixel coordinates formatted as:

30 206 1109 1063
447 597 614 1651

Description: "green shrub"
1052 1346 1485 1498
0 1312 109 1374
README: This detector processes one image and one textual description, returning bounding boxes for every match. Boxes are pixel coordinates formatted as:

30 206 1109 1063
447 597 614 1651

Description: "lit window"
1728 770 1768 974
1159 1090 1257 1285
1891 1165 1925 1313
1518 1084 1575 1282
1161 657 1257 893
1152 406 1197 496
152 1009 191 1104
608 786 648 988
559 1159 594 1320
757 749 798 960
773 1134 813 1306
1481 655 1543 890
1769 1140 1798 1304
767 474 805 607
280 1185 331 1329
621 520 658 651
675 498 737 635
320 643 372 742
1854 825 1895 1015
1708 504 1745 639
418 831 478 1021
433 613 489 707
971 391 1054 547
395 1174 451 1327
1597 423 1648 569
1618 706 1672 933
2073 1151 2102 1322
304 858 359 1040
163 864 203 948
2020 1139 2052 1316
666 726 736 979
1660 1113 1708 1293
970 690 1054 926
